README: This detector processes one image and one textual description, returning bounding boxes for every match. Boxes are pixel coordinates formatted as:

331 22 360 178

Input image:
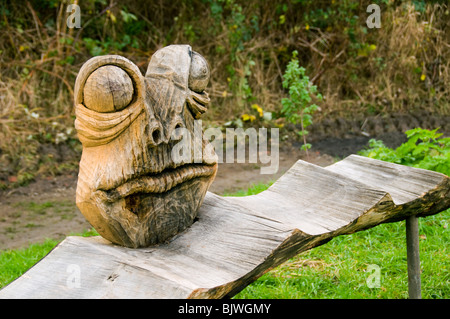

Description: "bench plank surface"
1 156 448 299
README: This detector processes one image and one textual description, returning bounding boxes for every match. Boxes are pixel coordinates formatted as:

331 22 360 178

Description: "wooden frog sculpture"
74 45 218 248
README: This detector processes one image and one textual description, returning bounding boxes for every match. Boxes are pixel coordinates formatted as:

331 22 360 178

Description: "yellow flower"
222 90 228 97
305 24 310 31
420 74 426 81
251 104 264 117
369 44 377 51
107 10 117 23
241 114 256 122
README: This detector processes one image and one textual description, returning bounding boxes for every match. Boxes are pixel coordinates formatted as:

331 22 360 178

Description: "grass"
10 200 78 223
0 183 448 298
12 201 54 215
0 239 60 288
222 181 275 197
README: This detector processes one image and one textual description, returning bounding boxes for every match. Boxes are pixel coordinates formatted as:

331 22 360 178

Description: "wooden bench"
1 155 448 299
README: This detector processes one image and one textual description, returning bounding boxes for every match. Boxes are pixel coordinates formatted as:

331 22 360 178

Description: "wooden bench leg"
406 215 421 299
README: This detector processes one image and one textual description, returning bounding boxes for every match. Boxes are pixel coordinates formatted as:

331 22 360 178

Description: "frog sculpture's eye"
83 65 134 113
188 51 210 93
185 51 211 119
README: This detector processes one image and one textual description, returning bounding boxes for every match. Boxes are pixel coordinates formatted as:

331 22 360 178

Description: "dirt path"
0 145 335 251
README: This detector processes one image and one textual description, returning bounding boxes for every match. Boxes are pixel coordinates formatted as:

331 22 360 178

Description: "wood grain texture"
83 65 134 113
74 45 217 248
1 156 448 299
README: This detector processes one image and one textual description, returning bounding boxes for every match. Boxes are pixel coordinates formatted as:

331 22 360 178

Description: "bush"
358 127 450 175
0 1 448 185
281 50 322 154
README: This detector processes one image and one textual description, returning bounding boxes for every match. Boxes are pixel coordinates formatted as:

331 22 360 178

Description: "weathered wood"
1 156 448 299
83 65 134 113
325 155 450 222
74 45 218 248
406 215 421 299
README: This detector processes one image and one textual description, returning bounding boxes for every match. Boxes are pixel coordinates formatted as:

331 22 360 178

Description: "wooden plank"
0 194 295 299
229 160 392 235
325 154 450 221
325 155 447 205
1 156 448 299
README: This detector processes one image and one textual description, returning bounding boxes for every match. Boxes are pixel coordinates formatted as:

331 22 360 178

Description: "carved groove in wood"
74 45 218 248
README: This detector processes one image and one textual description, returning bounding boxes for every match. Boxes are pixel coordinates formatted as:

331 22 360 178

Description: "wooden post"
406 215 421 299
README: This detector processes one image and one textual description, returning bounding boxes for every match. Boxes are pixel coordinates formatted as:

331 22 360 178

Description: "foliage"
359 128 450 176
281 50 322 154
0 0 449 186
224 103 274 130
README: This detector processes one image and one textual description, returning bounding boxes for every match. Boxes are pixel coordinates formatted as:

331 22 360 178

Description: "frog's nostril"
152 129 161 144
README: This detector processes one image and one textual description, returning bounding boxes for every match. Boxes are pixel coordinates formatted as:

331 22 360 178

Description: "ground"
0 114 443 251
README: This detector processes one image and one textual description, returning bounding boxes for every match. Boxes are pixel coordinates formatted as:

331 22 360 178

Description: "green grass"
0 239 60 288
222 181 275 197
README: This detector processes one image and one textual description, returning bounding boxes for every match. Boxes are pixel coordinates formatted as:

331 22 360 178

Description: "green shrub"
359 127 450 176
281 50 322 154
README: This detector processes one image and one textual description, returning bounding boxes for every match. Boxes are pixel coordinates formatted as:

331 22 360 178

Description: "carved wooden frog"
74 45 217 248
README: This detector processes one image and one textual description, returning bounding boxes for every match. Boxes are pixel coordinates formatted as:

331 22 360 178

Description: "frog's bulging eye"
188 52 210 93
83 65 134 113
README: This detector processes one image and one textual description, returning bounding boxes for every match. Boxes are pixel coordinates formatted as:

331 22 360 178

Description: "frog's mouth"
95 163 217 203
